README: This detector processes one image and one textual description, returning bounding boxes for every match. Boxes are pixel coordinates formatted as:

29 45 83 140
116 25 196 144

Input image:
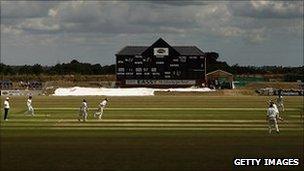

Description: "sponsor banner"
281 91 303 96
154 48 169 56
256 88 304 96
125 80 196 85
1 90 22 96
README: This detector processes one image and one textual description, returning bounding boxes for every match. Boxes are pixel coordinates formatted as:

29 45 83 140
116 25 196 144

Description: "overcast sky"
1 1 303 66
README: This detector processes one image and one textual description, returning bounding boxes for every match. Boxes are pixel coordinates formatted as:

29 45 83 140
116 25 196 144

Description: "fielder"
269 99 282 121
94 98 108 120
24 96 35 116
78 99 88 122
266 102 280 134
276 94 284 112
3 97 10 121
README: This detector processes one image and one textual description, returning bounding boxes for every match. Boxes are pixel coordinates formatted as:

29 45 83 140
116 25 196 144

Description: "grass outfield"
1 96 303 171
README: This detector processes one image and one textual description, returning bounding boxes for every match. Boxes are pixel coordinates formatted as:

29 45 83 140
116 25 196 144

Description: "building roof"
206 70 233 76
173 46 204 56
117 46 204 56
117 46 147 55
116 38 205 56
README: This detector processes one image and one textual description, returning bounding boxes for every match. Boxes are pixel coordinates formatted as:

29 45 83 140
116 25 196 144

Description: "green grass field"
1 96 303 171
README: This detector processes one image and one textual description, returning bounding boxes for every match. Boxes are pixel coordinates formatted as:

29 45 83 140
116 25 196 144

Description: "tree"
205 52 219 63
32 64 43 75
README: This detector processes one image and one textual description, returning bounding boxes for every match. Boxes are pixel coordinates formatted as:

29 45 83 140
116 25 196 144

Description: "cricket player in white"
78 99 88 122
94 98 108 119
270 99 282 120
24 96 34 116
267 102 280 134
3 97 10 121
276 95 284 112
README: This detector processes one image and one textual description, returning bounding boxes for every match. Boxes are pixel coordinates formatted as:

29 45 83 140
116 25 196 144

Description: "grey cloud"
147 0 208 6
56 2 105 24
18 18 59 32
1 1 56 18
29 2 199 34
2 1 302 36
1 1 303 66
127 5 199 28
228 1 303 19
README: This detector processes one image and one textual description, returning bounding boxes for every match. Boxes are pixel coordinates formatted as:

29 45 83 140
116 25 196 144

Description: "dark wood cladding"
115 38 206 87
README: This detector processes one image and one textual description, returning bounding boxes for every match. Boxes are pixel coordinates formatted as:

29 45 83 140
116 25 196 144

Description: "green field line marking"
34 107 301 111
1 127 302 131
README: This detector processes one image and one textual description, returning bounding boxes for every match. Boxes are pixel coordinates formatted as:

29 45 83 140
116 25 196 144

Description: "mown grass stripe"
2 119 302 123
2 123 301 127
34 107 301 111
1 127 302 131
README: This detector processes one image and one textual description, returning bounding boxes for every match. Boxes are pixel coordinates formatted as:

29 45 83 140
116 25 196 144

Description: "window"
179 56 187 62
164 71 170 74
135 68 142 72
125 58 133 62
172 58 179 62
118 60 124 64
156 61 164 64
189 56 197 59
151 68 157 72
